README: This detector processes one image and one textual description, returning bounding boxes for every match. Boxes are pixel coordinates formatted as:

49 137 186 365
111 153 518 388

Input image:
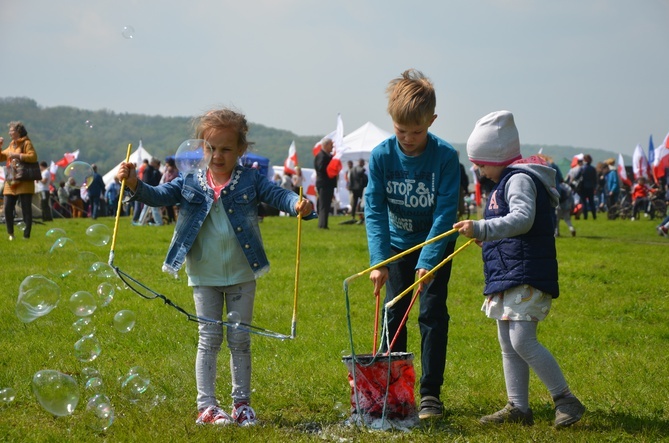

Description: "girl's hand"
370 267 388 297
453 220 475 238
295 198 314 217
116 162 138 191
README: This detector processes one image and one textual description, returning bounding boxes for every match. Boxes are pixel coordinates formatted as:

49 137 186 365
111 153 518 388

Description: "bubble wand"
290 187 304 339
108 143 132 266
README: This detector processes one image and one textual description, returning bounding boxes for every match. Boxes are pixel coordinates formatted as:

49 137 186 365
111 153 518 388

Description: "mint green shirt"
186 199 255 286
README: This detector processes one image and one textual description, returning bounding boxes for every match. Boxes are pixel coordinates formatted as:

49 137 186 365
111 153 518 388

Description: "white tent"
338 121 392 166
103 144 154 186
270 121 392 212
336 122 392 209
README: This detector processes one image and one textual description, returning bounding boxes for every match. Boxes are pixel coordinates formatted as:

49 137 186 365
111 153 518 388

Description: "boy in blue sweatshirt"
364 69 460 419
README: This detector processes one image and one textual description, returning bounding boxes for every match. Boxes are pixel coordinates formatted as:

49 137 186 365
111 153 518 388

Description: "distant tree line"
0 97 622 179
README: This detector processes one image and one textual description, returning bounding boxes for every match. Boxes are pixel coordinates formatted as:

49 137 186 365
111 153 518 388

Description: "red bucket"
342 352 417 420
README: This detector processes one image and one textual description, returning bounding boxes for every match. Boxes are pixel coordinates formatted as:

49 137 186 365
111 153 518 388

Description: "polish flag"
313 131 335 156
283 141 298 175
326 113 345 179
652 131 669 180
617 153 632 187
49 161 58 182
55 149 80 167
632 144 652 180
570 153 584 168
306 170 317 197
470 165 481 206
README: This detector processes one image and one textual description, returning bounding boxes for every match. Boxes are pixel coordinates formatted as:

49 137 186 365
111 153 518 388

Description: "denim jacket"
125 165 312 277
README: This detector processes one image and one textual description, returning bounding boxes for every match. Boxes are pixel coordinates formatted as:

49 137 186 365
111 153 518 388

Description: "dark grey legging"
4 193 33 238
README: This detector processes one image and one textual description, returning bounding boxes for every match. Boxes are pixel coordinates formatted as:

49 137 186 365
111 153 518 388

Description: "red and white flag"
653 131 669 180
470 165 481 206
49 161 58 182
283 141 298 175
55 149 80 167
326 113 345 179
617 153 632 187
632 143 652 180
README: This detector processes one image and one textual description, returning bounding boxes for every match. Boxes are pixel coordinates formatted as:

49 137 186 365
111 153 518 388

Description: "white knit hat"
466 110 521 166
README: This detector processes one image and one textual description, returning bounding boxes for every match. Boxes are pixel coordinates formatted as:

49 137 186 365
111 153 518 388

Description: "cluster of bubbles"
9 217 153 430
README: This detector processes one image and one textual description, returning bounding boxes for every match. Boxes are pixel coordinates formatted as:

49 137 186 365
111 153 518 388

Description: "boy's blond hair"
386 69 436 126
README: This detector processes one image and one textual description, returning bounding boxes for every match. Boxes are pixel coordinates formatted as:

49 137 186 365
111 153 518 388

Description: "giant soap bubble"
174 139 211 175
32 370 80 416
64 161 94 189
16 275 61 323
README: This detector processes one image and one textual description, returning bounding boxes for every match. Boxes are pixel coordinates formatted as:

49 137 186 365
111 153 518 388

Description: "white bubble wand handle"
108 143 132 266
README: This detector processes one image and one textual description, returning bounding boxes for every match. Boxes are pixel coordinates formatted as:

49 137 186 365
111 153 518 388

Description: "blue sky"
1 0 667 156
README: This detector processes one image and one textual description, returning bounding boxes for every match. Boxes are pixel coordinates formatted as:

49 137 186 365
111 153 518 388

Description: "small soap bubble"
68 291 97 317
16 274 61 323
121 25 135 39
120 366 150 402
175 139 211 174
113 310 136 333
32 370 80 416
226 311 241 328
84 393 114 431
16 221 26 231
0 387 16 403
85 224 111 247
96 282 115 307
64 161 94 189
48 237 79 278
72 317 96 336
85 377 104 393
81 367 100 380
89 262 117 280
74 334 102 362
46 228 67 238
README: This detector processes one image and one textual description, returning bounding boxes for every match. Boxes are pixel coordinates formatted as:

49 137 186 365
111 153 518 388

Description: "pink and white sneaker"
232 402 257 426
196 405 233 426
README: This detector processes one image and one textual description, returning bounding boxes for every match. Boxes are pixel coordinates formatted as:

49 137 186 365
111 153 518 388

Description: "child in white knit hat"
453 110 585 428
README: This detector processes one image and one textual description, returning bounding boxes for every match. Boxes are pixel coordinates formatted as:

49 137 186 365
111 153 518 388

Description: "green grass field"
0 213 668 442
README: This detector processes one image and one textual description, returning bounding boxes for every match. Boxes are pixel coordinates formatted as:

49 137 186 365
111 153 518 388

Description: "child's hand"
453 220 475 238
370 267 388 297
116 162 138 191
295 198 314 217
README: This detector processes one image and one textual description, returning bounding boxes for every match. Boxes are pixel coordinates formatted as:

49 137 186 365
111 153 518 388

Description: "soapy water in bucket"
341 352 418 428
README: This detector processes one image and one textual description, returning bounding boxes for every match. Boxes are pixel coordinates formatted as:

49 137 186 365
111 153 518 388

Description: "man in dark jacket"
87 164 106 219
314 138 337 229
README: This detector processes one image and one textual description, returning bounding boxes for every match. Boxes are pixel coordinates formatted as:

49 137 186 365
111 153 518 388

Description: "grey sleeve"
472 174 537 241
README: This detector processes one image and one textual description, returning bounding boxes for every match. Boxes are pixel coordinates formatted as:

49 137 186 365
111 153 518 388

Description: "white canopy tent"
271 121 392 212
103 144 154 186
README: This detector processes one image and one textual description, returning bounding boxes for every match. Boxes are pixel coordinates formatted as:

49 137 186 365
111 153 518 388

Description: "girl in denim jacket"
117 109 314 427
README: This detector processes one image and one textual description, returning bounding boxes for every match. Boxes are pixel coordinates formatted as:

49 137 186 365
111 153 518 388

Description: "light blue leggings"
193 281 255 410
497 320 570 411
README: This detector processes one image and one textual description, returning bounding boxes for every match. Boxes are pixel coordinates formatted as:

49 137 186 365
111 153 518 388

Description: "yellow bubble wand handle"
108 143 133 266
342 227 459 288
290 187 303 339
385 237 476 309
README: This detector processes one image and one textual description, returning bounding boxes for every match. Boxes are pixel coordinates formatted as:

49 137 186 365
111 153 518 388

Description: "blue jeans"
193 281 255 410
383 241 455 398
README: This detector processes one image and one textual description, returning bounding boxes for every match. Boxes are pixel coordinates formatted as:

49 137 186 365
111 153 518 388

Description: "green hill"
0 97 626 178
